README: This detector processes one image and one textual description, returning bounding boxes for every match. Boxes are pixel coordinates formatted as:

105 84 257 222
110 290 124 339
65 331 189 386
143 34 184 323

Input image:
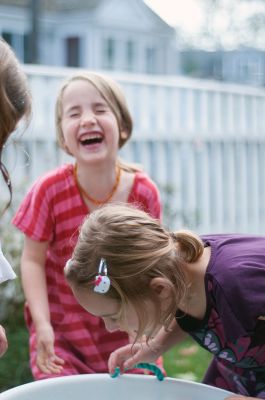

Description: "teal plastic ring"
111 362 164 381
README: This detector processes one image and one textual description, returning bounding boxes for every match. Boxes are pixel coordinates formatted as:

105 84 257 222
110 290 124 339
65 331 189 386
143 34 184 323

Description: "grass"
164 337 212 381
0 309 212 392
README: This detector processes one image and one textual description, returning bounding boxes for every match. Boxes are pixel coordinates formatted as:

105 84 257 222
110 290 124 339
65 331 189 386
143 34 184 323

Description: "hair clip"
94 258 110 294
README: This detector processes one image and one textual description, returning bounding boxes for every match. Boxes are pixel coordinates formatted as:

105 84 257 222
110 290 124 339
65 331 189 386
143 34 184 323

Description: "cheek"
61 121 69 138
105 116 120 137
123 313 139 334
62 119 77 135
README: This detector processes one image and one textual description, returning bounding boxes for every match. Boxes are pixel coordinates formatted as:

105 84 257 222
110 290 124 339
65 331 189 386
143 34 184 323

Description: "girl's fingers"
225 397 255 400
108 347 130 374
38 356 64 374
37 344 65 374
0 326 8 357
45 357 64 373
50 354 65 365
108 344 142 373
123 351 142 370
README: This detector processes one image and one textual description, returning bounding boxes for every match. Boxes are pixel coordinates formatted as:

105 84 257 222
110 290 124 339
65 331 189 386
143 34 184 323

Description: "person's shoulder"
129 171 161 218
205 233 265 283
202 233 265 248
32 163 73 189
130 172 161 203
205 234 265 340
200 233 258 250
133 171 159 191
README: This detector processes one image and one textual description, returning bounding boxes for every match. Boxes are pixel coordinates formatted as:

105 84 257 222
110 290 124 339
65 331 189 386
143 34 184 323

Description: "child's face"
71 285 132 333
71 285 161 338
60 79 120 165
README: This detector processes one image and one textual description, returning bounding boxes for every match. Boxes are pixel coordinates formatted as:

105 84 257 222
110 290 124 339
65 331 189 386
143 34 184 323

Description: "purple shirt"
176 234 265 397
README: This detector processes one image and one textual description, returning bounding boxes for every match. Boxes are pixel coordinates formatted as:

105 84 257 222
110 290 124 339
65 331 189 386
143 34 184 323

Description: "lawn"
164 337 212 381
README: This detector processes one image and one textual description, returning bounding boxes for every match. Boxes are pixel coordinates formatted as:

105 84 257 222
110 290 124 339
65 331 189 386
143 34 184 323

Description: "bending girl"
66 203 265 399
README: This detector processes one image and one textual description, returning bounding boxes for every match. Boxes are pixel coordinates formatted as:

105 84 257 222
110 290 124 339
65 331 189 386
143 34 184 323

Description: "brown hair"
65 203 204 341
55 72 140 173
0 38 31 212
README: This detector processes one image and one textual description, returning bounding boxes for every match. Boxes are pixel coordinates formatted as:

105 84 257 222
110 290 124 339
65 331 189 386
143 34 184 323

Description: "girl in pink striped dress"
12 72 164 379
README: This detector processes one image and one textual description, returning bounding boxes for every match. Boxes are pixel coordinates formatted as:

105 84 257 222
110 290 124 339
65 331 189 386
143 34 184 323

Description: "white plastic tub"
1 374 233 400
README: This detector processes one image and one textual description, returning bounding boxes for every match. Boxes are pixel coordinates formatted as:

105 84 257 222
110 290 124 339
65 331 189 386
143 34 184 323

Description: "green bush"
0 198 33 392
0 306 33 392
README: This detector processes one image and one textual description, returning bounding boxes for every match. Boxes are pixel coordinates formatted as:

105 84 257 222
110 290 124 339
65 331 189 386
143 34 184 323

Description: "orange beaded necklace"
73 163 121 205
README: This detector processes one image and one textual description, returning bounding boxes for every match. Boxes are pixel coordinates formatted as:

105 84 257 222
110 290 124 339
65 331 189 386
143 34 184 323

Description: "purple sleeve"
210 265 265 341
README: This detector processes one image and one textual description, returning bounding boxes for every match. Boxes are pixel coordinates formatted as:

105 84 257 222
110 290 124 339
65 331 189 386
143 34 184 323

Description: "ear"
120 130 128 140
150 277 171 301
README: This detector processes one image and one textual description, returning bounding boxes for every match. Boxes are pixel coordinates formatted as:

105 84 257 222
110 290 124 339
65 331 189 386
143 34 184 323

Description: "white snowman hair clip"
93 258 111 294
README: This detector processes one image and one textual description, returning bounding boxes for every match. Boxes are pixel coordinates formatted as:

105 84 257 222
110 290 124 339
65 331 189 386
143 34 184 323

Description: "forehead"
72 286 120 317
62 79 106 104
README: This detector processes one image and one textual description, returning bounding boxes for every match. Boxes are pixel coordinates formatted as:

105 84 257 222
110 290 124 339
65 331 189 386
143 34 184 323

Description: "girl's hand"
108 341 161 375
36 323 65 374
0 325 8 357
225 397 261 400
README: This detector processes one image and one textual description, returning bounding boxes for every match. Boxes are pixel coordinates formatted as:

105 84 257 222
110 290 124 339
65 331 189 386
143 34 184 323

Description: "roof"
0 0 101 12
0 0 174 33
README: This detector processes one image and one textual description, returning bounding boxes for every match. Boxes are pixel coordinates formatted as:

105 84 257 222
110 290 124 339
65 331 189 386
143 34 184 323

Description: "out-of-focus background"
0 0 265 392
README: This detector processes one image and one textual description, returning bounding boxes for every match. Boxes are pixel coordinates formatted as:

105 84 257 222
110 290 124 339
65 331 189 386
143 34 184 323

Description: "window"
126 40 135 71
66 37 80 67
2 31 12 45
146 46 156 74
2 31 26 62
237 56 261 84
23 33 31 63
103 38 115 69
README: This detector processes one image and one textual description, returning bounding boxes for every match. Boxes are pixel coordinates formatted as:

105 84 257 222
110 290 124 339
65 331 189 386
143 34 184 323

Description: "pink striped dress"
12 164 162 379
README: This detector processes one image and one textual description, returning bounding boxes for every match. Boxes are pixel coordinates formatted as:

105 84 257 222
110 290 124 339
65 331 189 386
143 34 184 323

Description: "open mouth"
80 134 103 146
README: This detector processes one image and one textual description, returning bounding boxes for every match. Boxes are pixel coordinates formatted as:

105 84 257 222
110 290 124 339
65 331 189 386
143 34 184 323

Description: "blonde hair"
0 38 31 212
65 203 204 341
55 71 140 173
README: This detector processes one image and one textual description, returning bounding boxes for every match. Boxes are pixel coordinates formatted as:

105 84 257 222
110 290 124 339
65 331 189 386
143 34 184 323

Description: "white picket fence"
4 64 265 233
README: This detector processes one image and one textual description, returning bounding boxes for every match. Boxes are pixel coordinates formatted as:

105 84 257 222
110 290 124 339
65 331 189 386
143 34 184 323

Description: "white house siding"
0 0 177 74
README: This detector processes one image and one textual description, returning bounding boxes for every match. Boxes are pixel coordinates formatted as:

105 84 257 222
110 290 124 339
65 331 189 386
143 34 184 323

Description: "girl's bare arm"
21 236 64 373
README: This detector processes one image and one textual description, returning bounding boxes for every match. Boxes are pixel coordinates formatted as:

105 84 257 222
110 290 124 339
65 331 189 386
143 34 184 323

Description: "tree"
181 0 265 50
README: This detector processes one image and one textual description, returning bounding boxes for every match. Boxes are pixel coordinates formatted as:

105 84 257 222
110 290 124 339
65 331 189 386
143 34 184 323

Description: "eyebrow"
93 101 108 107
64 102 108 114
64 105 80 114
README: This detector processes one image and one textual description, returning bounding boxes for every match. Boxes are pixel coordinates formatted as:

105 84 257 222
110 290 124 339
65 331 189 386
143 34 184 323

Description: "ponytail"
172 230 204 263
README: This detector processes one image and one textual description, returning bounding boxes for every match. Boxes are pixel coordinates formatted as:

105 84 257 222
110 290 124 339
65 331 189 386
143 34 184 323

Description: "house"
0 0 178 75
222 48 265 87
180 48 265 87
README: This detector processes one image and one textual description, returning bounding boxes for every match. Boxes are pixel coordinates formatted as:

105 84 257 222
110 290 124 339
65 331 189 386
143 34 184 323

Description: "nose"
80 111 96 126
103 318 119 333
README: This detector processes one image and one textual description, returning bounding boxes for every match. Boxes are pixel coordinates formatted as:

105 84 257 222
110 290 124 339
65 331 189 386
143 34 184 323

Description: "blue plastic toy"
111 363 164 381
